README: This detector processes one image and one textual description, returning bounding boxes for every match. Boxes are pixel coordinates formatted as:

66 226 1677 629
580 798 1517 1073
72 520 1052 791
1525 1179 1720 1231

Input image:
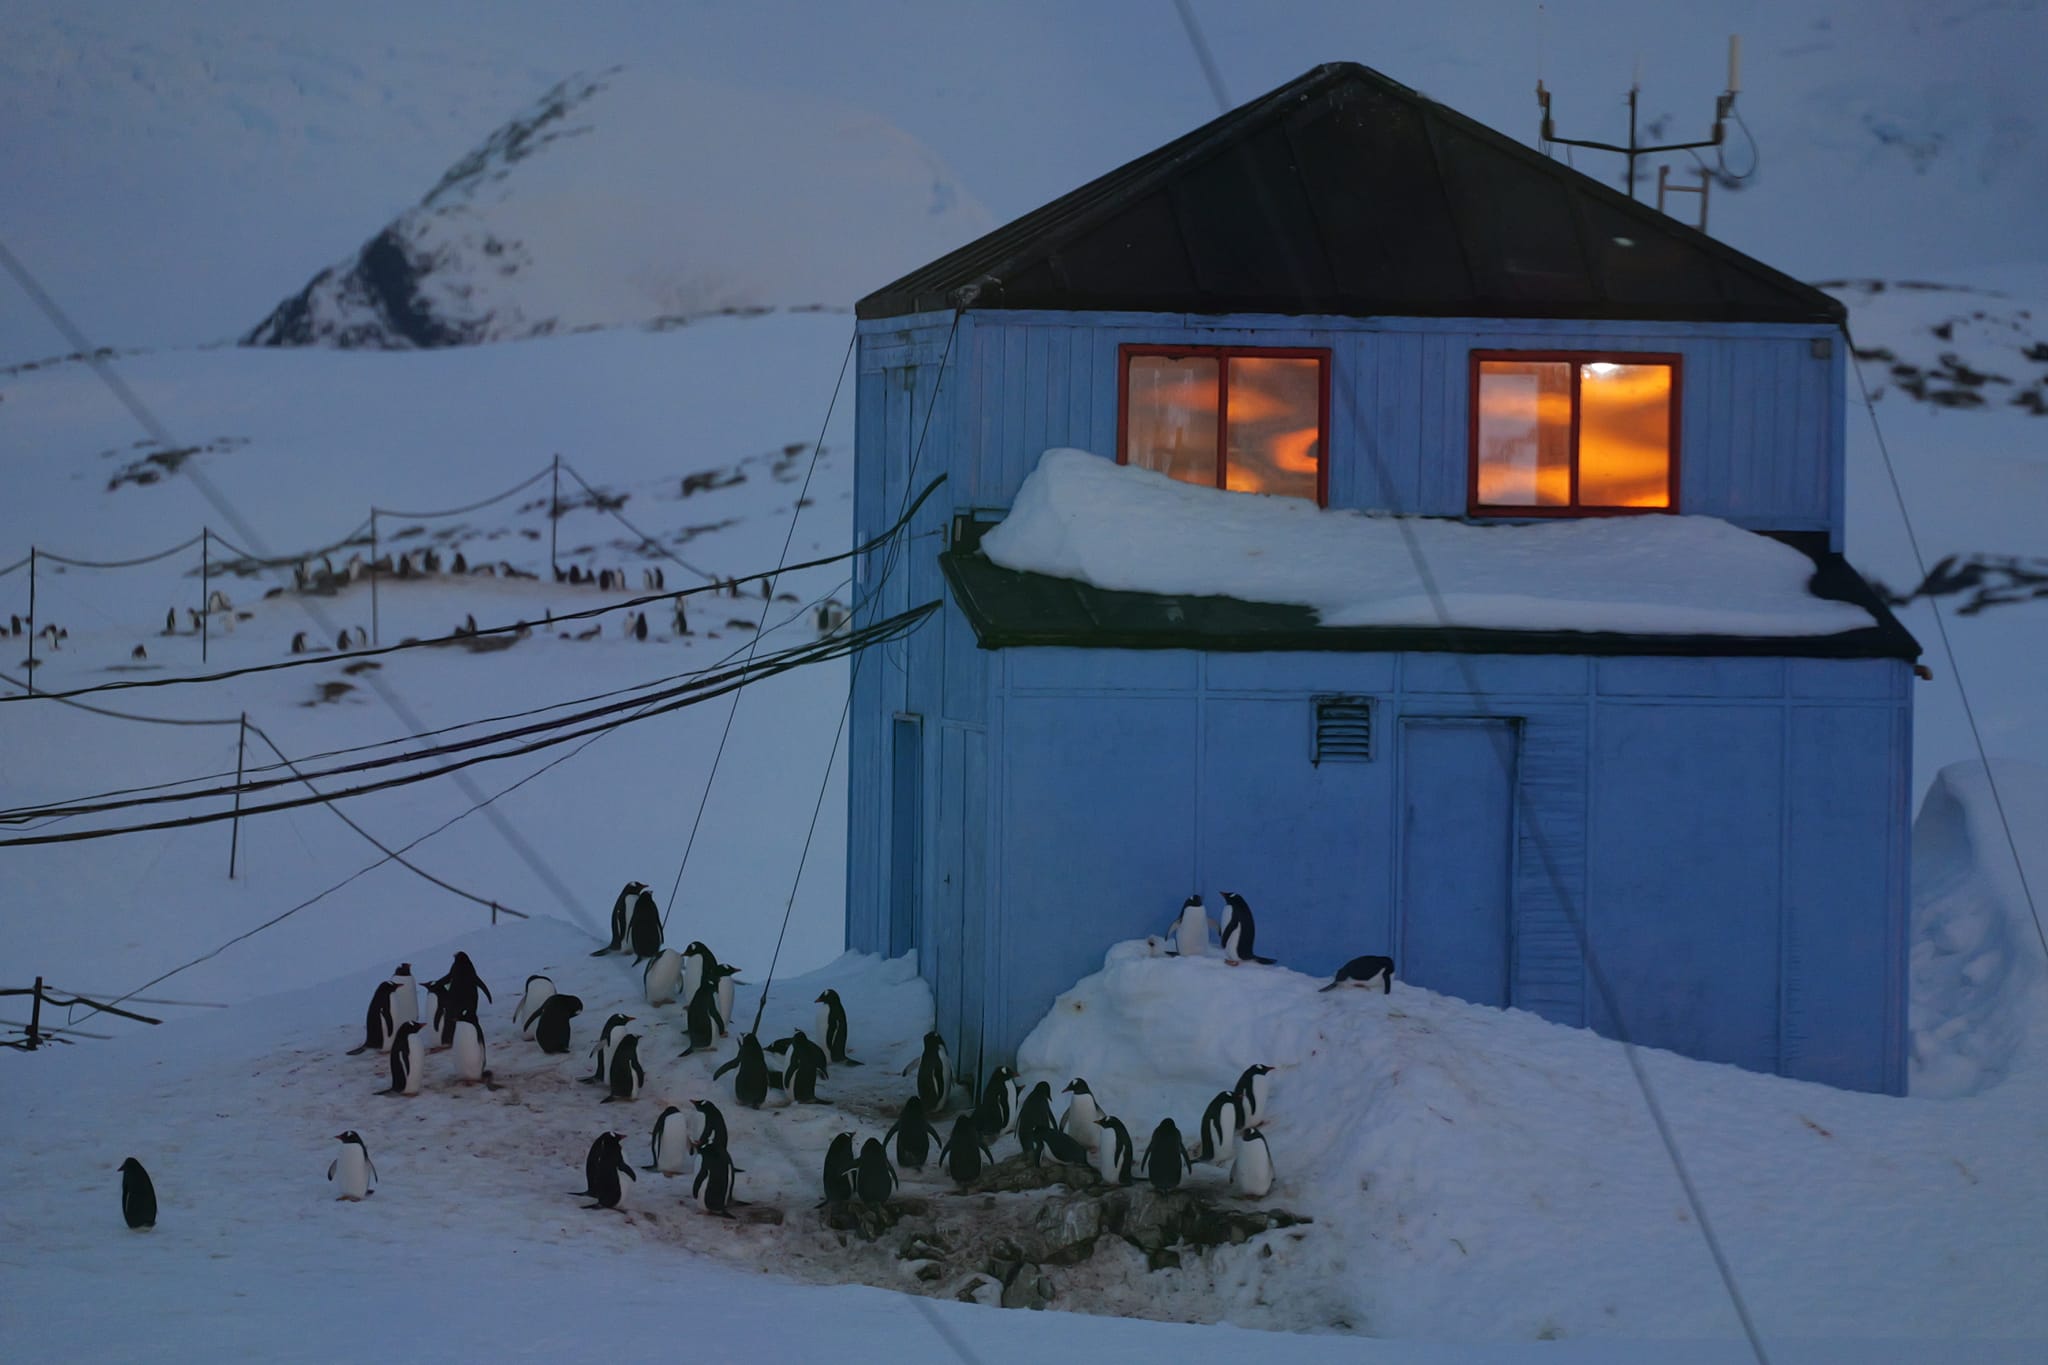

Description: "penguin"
1218 892 1277 965
422 979 455 1049
388 964 418 1030
576 1131 635 1211
680 941 716 1010
118 1157 157 1229
451 1010 490 1085
693 1142 743 1218
164 607 177 635
645 1106 690 1175
327 1131 378 1201
1231 1126 1274 1199
426 953 491 1047
1320 954 1395 994
627 887 663 963
1093 1117 1135 1187
347 980 398 1055
711 1032 770 1109
1194 1090 1241 1165
529 993 583 1055
772 1030 829 1104
595 881 642 956
1017 1081 1090 1166
384 1021 425 1096
677 978 723 1057
1141 1119 1188 1192
587 1013 635 1083
820 1131 858 1203
814 989 861 1065
937 1114 996 1188
853 1138 897 1206
1233 1063 1274 1123
1059 1079 1103 1154
972 1064 1020 1139
689 1099 728 1156
711 961 741 1037
906 1031 952 1114
631 612 648 642
1169 895 1209 957
883 1096 941 1172
512 974 555 1033
601 1033 646 1103
290 631 307 654
643 949 683 1006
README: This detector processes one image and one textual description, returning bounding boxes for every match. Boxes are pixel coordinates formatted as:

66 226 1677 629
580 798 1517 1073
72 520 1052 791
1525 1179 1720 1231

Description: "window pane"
1578 362 1672 507
1476 361 1571 506
1125 355 1220 488
1224 356 1321 501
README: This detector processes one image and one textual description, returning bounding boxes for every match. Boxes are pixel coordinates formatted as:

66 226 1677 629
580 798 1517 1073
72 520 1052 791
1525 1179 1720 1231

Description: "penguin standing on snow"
643 949 683 1006
973 1065 1021 1140
1218 892 1277 965
388 964 418 1030
627 887 663 963
384 1021 426 1096
1233 1063 1274 1123
602 1033 646 1103
1060 1079 1103 1154
937 1114 996 1188
645 1106 689 1175
327 1131 378 1201
1194 1090 1241 1165
772 1030 829 1104
1168 895 1209 957
884 1096 942 1172
512 975 555 1034
1142 1119 1188 1192
451 1010 491 1085
576 1131 635 1211
426 953 491 1047
814 989 861 1065
586 1013 635 1083
680 942 716 1012
711 1033 770 1109
1231 1126 1275 1198
1320 954 1395 994
677 977 723 1057
1017 1081 1090 1165
529 994 583 1055
905 1031 952 1114
693 1143 743 1217
118 1157 158 1229
347 980 399 1055
594 881 643 956
820 1131 857 1203
853 1138 897 1206
711 961 741 1037
688 1099 728 1156
1093 1117 1135 1187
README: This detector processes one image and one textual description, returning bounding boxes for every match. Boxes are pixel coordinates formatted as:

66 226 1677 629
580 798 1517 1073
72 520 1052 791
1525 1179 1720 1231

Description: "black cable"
561 462 720 583
206 520 372 571
36 533 206 570
0 668 240 729
372 464 553 521
0 554 31 578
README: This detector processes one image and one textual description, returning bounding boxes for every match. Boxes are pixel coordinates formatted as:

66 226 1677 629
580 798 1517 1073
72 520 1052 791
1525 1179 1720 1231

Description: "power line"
561 461 720 584
35 533 206 570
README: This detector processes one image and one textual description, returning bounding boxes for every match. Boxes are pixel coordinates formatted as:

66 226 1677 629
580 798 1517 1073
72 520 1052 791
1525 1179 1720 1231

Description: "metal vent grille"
1312 696 1375 765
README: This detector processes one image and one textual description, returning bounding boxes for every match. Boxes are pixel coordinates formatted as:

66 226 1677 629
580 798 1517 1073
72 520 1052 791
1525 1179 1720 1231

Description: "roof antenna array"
1536 34 1740 230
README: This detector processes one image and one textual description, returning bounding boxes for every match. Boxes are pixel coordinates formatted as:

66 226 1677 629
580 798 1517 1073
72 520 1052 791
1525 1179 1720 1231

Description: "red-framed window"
1469 351 1681 516
1117 345 1331 506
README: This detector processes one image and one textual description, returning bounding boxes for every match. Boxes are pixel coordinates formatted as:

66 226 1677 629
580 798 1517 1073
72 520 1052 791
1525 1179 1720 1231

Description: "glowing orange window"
1471 353 1678 515
1119 346 1329 505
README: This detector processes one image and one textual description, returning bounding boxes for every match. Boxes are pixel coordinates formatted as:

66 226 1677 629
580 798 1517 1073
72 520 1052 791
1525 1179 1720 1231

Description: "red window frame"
1467 350 1683 517
1116 344 1332 507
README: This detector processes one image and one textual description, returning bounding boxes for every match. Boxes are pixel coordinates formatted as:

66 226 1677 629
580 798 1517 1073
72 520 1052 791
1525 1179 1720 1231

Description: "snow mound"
244 66 990 348
980 449 1875 637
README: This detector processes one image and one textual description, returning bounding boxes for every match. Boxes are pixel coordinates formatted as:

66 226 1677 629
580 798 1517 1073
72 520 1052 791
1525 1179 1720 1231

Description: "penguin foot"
428 1045 452 1053
345 1044 371 1055
838 1057 863 1067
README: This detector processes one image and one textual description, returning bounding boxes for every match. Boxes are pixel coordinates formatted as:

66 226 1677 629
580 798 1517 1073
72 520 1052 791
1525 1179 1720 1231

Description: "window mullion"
1216 353 1231 489
1567 361 1583 510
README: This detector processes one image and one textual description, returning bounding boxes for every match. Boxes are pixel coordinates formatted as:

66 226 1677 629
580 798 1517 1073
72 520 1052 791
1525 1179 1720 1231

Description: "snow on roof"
977 449 1876 638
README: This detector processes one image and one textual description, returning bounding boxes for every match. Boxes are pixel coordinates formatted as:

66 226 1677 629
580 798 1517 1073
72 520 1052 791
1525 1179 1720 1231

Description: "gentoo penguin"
711 961 741 1037
384 1021 426 1096
422 979 455 1050
1233 1064 1274 1122
712 1033 770 1109
388 964 418 1030
1194 1090 1241 1164
1320 954 1395 994
576 1131 634 1210
677 978 722 1057
937 1114 996 1188
971 1065 1017 1140
602 1034 646 1103
906 1031 951 1114
1169 895 1209 957
347 980 399 1055
680 942 716 1011
814 989 860 1065
1093 1117 1135 1187
1060 1079 1103 1154
1141 1119 1188 1192
429 952 492 1017
451 1010 490 1084
529 994 583 1055
627 887 663 963
775 1031 829 1104
118 1157 157 1229
1218 892 1277 965
884 1096 941 1172
587 1013 635 1083
643 949 683 1006
689 1099 728 1156
693 1143 743 1217
595 881 643 956
1017 1082 1089 1165
853 1138 897 1206
1231 1126 1274 1198
513 975 555 1034
327 1131 378 1201
645 1106 690 1174
820 1131 857 1202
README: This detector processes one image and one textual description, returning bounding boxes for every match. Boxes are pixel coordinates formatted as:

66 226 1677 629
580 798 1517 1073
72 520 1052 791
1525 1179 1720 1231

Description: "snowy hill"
243 66 989 348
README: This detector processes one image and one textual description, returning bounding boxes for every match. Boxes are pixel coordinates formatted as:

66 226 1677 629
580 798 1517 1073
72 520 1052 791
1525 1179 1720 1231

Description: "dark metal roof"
861 63 1844 326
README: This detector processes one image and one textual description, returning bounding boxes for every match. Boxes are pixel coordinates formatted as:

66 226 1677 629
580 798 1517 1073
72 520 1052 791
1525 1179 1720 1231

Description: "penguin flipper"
1317 981 1340 992
839 1055 863 1067
327 1160 337 1180
1252 955 1277 965
712 1057 738 1080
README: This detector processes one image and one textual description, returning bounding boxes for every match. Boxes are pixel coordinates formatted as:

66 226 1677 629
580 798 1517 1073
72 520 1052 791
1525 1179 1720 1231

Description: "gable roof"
859 63 1843 326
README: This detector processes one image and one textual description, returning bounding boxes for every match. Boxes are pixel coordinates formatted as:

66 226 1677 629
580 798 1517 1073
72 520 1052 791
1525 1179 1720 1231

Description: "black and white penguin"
645 1106 689 1175
1060 1079 1103 1154
712 1033 770 1109
820 1131 857 1203
1194 1090 1241 1165
853 1138 897 1206
426 952 491 1047
384 1021 425 1096
907 1031 952 1114
576 1131 635 1210
1231 1126 1274 1198
693 1143 743 1218
388 963 418 1030
587 1013 635 1083
422 979 455 1050
1141 1119 1188 1192
677 978 723 1057
814 989 861 1065
773 1030 829 1104
1017 1081 1090 1166
1169 894 1209 957
1320 954 1395 994
937 1114 996 1188
1218 892 1277 965
680 941 716 1011
711 961 741 1037
327 1131 378 1200
627 887 663 963
689 1099 728 1155
643 949 683 1007
529 994 583 1055
513 974 555 1034
1093 1117 1135 1187
452 1010 490 1085
631 611 648 642
118 1157 157 1229
1233 1063 1274 1122
347 980 399 1055
601 1033 646 1103
595 881 643 956
883 1096 941 1172
971 1065 1015 1140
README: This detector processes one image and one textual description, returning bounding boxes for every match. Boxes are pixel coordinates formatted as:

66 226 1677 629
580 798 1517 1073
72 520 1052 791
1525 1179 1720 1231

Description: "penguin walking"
689 1099 728 1156
118 1157 157 1229
587 1013 635 1083
1194 1090 1241 1165
388 964 418 1031
327 1131 378 1201
1233 1064 1274 1123
884 1096 941 1172
576 1131 635 1211
1141 1119 1188 1192
1321 954 1395 994
347 980 399 1055
595 881 643 956
712 1033 770 1109
1231 1126 1275 1198
645 1106 690 1175
905 1031 952 1114
513 975 555 1034
627 887 663 963
602 1034 646 1104
384 1021 426 1096
1218 892 1277 965
677 977 723 1057
451 1010 490 1085
820 1131 857 1203
1169 895 1210 957
853 1138 897 1206
972 1065 1021 1140
937 1114 996 1188
643 949 683 1006
814 989 861 1065
1017 1081 1090 1165
529 994 583 1055
694 1143 744 1217
1060 1079 1103 1154
1093 1117 1135 1187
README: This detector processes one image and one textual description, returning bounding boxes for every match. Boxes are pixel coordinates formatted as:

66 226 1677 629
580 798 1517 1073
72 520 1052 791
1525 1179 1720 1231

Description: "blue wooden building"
844 64 1920 1093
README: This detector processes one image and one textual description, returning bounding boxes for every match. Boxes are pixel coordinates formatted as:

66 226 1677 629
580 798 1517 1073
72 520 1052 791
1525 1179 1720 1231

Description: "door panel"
1400 718 1518 1007
889 715 922 958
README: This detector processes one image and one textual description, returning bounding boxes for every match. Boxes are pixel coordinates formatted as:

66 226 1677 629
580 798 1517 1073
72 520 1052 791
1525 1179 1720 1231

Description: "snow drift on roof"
978 449 1876 638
